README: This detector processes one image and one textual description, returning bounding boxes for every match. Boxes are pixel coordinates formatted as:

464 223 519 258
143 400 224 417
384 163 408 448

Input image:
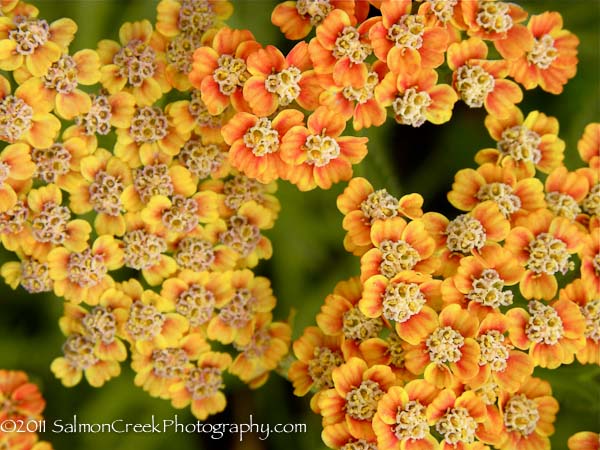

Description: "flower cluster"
0 369 53 450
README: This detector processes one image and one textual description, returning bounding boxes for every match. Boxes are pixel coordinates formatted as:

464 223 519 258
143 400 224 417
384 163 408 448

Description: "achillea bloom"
504 208 584 299
404 304 481 388
568 432 600 450
369 0 449 69
98 20 171 106
360 217 438 281
447 162 546 222
372 380 439 450
30 135 89 188
507 299 586 369
359 334 416 384
447 37 522 118
221 109 305 183
1 254 53 294
0 200 34 254
321 422 378 450
580 220 600 298
170 227 238 273
319 357 396 440
0 142 36 213
0 75 61 149
189 27 261 115
543 166 589 222
497 376 559 450
577 122 599 164
0 10 76 76
337 177 424 256
509 12 579 94
280 106 368 191
176 135 230 182
578 157 600 224
0 369 45 419
170 351 231 420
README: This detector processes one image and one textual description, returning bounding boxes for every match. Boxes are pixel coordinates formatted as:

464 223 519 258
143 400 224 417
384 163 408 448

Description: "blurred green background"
0 1 598 449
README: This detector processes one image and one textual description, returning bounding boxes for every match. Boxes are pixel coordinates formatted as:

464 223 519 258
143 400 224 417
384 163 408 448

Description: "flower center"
233 328 271 358
62 334 98 370
218 288 256 329
582 184 600 217
123 229 167 270
83 306 117 344
526 300 564 345
392 88 432 127
296 0 333 26
89 170 125 216
243 117 280 157
176 283 216 328
130 106 169 144
345 379 384 421
43 55 78 94
527 34 558 69
498 125 542 164
161 194 198 233
0 95 33 143
213 54 248 96
9 17 50 55
32 202 71 245
307 346 344 390
360 189 399 223
186 366 223 400
76 93 113 135
188 90 224 128
19 257 52 294
178 0 215 33
0 200 29 235
265 66 302 106
387 15 425 50
126 302 165 340
179 138 224 179
151 348 189 378
466 268 514 308
31 143 72 183
342 307 383 341
333 26 372 65
394 400 429 440
435 407 478 445
445 214 487 253
456 65 495 108
66 248 107 288
545 192 581 221
383 282 426 323
476 182 522 217
426 326 465 364
581 299 600 343
476 0 513 33
526 232 573 276
304 134 340 167
113 39 156 87
342 71 379 104
219 215 261 257
477 330 510 372
387 333 407 368
223 174 263 211
503 394 540 436
424 0 458 23
174 237 215 272
473 379 502 405
379 239 422 277
134 163 174 203
167 32 202 74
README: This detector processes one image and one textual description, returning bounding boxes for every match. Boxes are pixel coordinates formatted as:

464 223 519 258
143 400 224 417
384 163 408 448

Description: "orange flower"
1 254 53 294
580 220 600 298
504 209 584 300
568 432 600 450
319 357 396 440
577 156 599 226
447 37 522 118
280 106 368 191
221 109 304 183
169 225 238 273
0 369 45 419
404 304 481 388
0 143 35 213
358 334 416 385
189 27 261 115
509 12 579 94
369 0 449 69
577 122 599 164
497 376 559 450
321 422 378 450
543 166 589 222
98 20 171 106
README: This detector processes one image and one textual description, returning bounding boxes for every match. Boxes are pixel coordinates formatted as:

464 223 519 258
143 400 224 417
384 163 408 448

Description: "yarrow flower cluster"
0 0 596 447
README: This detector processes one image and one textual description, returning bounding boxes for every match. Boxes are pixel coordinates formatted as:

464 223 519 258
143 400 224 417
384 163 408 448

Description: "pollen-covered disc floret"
174 237 215 272
545 192 581 221
243 117 280 157
76 93 113 135
223 174 263 211
123 230 167 270
526 300 564 345
426 326 465 364
176 284 215 328
503 393 540 436
9 17 50 55
581 299 600 342
219 215 261 257
114 40 156 87
476 0 513 33
582 184 600 217
424 0 458 23
333 27 371 65
388 15 425 50
435 406 478 445
392 88 432 127
342 307 383 341
213 54 248 95
218 288 255 329
379 240 422 277
304 134 341 167
62 333 98 370
43 55 78 94
134 163 174 203
32 203 71 245
126 302 165 340
32 143 71 183
307 346 344 390
382 281 426 323
456 65 495 108
0 95 33 142
296 0 333 26
342 71 378 104
151 348 189 378
498 125 542 164
130 106 169 144
345 379 384 420
360 189 399 223
186 366 223 400
466 268 514 308
167 33 203 74
178 139 224 179
0 201 28 234
66 248 107 288
476 182 522 217
526 232 573 275
445 214 487 253
178 0 216 33
477 330 509 371
83 306 117 344
19 258 52 293
161 195 198 233
188 90 223 128
265 66 302 106
89 170 125 216
527 34 558 69
394 400 429 440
